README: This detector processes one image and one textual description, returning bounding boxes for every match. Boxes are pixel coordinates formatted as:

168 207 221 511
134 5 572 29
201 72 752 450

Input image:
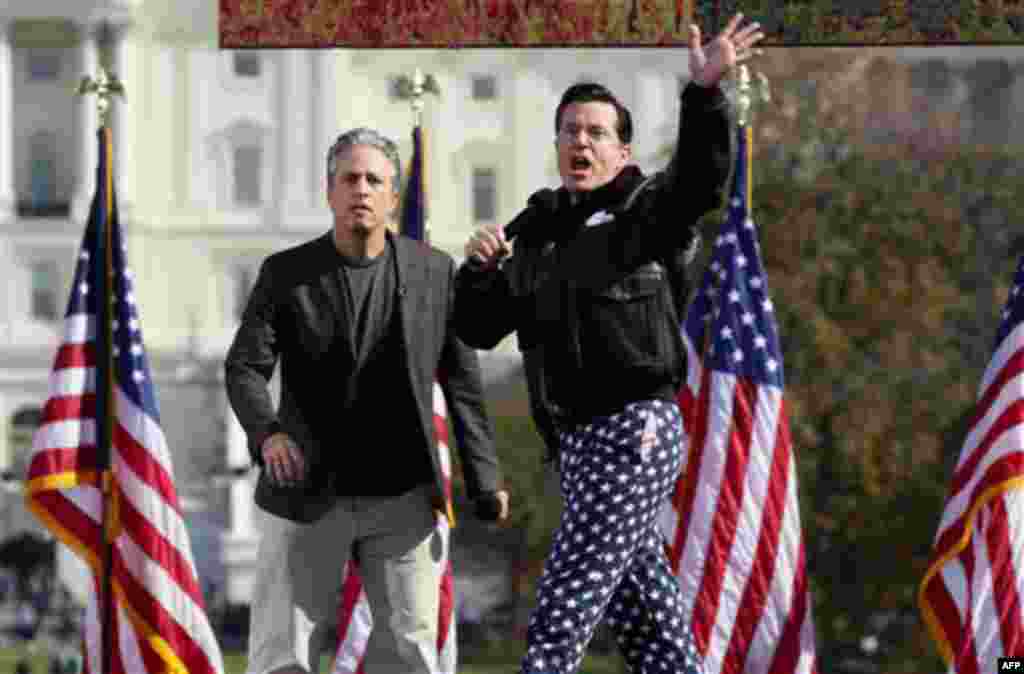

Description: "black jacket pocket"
586 264 666 365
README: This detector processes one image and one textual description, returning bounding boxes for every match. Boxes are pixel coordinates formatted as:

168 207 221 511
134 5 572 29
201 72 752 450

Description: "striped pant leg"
520 400 698 674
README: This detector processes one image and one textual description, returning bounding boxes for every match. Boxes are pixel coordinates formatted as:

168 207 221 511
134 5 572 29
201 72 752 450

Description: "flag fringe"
918 475 1024 665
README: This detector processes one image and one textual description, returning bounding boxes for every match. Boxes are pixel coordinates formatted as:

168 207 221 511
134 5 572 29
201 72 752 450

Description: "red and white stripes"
27 308 224 674
921 320 1024 672
663 335 817 674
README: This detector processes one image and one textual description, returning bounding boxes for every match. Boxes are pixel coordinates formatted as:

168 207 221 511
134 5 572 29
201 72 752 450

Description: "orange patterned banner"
220 0 1024 47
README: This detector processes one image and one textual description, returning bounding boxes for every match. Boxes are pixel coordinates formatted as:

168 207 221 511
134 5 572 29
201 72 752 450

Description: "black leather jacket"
454 82 732 459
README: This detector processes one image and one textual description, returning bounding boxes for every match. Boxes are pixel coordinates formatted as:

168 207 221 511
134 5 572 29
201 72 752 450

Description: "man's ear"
621 143 633 163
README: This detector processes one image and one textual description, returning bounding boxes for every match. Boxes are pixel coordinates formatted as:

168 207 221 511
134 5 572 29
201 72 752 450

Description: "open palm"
689 13 765 88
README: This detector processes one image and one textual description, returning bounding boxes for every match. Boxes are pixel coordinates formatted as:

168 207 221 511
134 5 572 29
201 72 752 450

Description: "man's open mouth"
571 156 592 171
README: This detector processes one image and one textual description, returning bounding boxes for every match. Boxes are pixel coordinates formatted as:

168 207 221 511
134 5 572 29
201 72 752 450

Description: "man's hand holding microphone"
465 224 512 270
465 188 557 270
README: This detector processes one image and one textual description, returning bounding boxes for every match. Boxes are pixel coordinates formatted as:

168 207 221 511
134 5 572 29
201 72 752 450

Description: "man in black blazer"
225 127 509 674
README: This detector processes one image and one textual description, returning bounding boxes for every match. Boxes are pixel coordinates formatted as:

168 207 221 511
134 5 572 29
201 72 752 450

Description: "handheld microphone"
465 189 558 271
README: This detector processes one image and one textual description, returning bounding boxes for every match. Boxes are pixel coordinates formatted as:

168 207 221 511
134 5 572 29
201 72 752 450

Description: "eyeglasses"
557 124 618 145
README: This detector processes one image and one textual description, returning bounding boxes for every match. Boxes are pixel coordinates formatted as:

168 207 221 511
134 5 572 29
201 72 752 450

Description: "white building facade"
0 0 699 607
9 0 1023 611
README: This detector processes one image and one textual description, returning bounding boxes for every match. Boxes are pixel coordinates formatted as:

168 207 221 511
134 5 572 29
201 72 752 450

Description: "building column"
312 51 340 210
220 403 259 605
225 407 252 535
110 22 135 221
71 23 100 224
0 22 16 221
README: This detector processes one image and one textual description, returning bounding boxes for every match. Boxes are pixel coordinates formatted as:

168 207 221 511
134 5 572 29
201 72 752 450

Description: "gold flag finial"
724 63 771 127
395 68 440 127
77 66 126 128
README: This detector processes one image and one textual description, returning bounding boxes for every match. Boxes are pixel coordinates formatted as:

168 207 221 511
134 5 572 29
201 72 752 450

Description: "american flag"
919 255 1024 672
332 124 457 674
661 124 819 674
24 127 225 674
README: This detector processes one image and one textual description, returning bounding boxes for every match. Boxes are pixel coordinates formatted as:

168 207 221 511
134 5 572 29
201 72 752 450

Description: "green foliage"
446 48 1024 673
669 50 1024 672
446 403 564 562
783 1 828 42
447 47 1024 674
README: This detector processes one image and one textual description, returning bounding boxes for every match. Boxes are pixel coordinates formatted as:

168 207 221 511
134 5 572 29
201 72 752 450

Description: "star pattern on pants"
521 401 705 674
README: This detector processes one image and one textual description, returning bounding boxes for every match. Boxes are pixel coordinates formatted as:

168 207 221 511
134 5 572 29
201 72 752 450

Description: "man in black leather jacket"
453 14 763 674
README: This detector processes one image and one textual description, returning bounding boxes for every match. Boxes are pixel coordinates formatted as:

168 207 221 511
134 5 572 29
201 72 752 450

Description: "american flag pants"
521 400 704 674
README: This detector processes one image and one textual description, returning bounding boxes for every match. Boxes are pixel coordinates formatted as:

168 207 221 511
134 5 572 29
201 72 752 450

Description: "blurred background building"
0 0 712 622
0 0 1024 646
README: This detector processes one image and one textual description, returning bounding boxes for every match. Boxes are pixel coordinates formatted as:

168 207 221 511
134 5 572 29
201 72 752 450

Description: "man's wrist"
461 257 501 275
682 79 727 109
254 421 283 459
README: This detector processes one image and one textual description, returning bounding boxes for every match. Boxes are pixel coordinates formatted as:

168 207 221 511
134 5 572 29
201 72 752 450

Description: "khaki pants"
246 485 445 674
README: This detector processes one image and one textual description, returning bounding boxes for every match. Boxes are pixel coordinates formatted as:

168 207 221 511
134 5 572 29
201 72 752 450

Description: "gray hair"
326 127 402 193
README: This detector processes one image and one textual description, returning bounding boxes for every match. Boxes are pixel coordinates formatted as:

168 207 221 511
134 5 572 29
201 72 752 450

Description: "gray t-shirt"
339 244 395 364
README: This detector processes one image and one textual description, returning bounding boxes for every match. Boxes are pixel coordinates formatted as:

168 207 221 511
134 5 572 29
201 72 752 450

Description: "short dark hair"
554 82 633 144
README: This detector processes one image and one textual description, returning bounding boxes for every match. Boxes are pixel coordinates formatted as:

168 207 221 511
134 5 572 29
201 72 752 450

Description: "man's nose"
568 129 589 145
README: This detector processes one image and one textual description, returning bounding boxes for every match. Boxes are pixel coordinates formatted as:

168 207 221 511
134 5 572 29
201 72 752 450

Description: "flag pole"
76 53 125 674
405 67 455 522
410 69 427 244
395 68 439 243
724 61 770 208
700 63 770 358
410 67 426 131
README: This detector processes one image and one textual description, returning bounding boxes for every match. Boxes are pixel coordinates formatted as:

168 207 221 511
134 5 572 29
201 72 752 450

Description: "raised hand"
689 13 765 88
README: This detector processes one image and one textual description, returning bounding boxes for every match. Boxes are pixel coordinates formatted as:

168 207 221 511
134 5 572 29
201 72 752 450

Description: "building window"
471 167 497 223
233 145 262 206
8 407 43 478
471 75 497 101
26 49 61 82
30 261 60 322
230 264 256 321
387 75 404 101
233 52 261 78
28 132 57 210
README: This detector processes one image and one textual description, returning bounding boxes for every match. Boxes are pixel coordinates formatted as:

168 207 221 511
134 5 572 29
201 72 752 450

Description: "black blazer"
224 230 502 523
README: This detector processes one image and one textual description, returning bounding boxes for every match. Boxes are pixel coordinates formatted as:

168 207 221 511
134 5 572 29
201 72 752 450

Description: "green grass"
0 645 626 673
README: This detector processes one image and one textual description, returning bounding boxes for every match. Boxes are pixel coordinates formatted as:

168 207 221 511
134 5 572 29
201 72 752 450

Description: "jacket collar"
556 164 646 214
548 165 646 241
